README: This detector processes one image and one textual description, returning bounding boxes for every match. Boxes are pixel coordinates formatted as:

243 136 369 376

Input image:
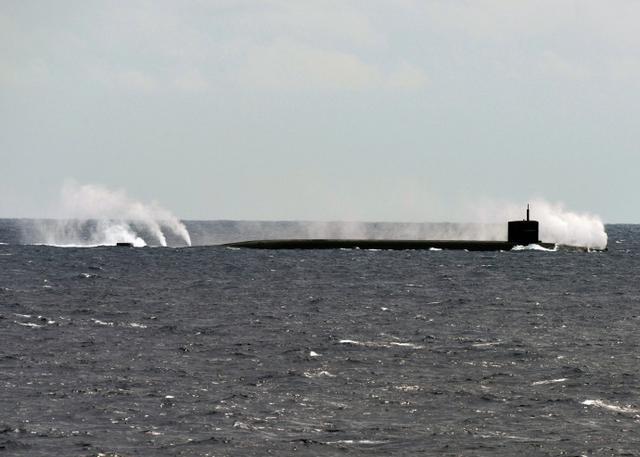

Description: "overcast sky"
1 1 639 222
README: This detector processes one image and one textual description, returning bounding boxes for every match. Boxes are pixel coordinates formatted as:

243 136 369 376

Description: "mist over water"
24 182 192 247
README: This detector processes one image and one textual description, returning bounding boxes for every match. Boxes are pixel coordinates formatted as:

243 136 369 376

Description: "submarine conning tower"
508 204 540 245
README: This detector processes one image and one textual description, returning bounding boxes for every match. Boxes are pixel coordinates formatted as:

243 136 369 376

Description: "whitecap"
129 322 148 329
582 399 638 414
394 384 421 392
92 319 114 326
309 351 321 357
15 321 42 328
429 247 442 251
339 339 363 345
338 339 424 349
303 370 336 378
532 378 567 385
388 342 424 349
326 440 387 445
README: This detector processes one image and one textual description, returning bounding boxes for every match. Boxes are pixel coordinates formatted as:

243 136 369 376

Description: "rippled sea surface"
1 221 639 456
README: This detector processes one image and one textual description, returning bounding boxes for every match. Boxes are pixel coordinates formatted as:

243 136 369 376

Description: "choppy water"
1 221 639 456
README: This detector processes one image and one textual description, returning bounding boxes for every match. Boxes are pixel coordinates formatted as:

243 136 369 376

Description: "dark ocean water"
1 220 639 456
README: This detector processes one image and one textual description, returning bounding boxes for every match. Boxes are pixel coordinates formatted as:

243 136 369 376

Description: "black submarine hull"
222 239 579 251
221 208 604 252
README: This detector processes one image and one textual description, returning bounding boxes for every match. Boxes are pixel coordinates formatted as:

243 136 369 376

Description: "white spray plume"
473 199 607 249
34 181 191 247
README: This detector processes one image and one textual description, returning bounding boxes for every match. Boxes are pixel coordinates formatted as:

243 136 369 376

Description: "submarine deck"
223 239 568 251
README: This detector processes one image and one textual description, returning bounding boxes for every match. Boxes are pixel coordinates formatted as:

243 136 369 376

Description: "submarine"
223 206 595 251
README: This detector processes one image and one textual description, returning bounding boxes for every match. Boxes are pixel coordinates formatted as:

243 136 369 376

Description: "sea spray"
26 181 191 247
472 199 607 250
33 219 148 247
534 201 607 250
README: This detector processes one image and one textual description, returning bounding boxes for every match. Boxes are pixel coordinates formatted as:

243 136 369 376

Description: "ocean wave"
582 399 639 414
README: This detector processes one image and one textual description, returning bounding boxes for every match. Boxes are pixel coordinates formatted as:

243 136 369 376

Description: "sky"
1 0 639 222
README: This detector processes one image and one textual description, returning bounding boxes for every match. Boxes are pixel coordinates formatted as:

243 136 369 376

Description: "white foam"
309 351 321 357
532 378 568 386
477 431 539 442
15 321 42 328
511 244 557 252
429 247 442 251
394 384 421 392
92 319 114 326
582 399 639 414
326 440 387 445
303 370 336 378
129 322 148 329
339 339 424 349
339 339 363 345
388 342 424 349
